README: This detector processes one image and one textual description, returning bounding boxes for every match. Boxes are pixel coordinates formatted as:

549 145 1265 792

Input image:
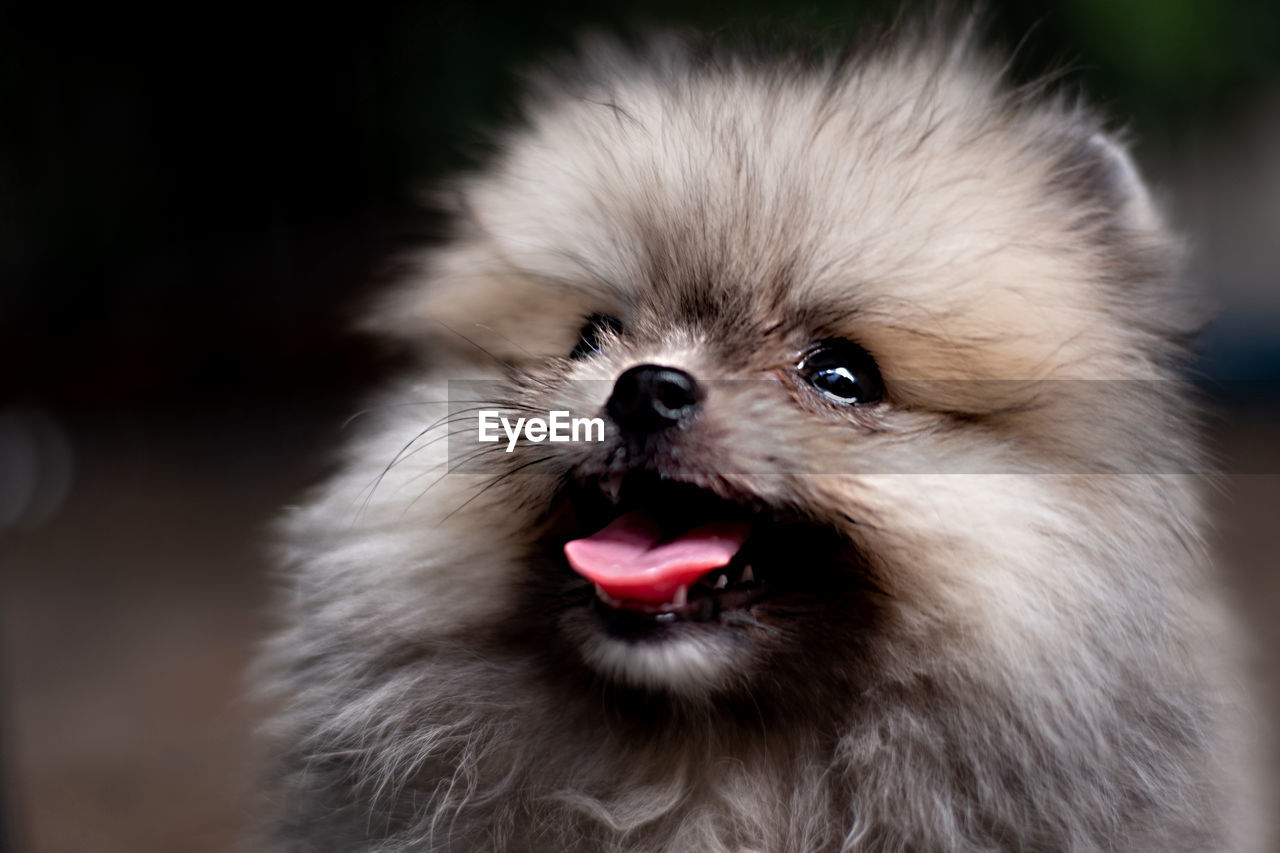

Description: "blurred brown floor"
0 408 335 853
1 406 1278 852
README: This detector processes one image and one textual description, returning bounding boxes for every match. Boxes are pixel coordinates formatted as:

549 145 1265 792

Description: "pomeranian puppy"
255 24 1256 853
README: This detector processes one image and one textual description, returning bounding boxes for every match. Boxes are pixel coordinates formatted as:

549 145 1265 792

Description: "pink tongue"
564 510 750 604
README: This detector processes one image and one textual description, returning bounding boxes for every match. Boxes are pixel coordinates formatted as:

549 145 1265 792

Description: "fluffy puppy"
255 25 1255 853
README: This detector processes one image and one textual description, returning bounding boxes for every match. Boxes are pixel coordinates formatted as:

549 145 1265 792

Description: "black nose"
607 364 702 434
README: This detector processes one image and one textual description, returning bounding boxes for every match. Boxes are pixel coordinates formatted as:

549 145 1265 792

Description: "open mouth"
559 472 831 626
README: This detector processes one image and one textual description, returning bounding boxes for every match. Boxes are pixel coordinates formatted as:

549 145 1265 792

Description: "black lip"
565 470 760 541
589 574 774 635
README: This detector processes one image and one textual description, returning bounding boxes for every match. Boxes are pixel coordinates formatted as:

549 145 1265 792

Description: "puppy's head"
357 33 1196 710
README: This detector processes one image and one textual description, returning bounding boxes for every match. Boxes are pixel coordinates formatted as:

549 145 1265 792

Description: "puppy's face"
366 42 1188 709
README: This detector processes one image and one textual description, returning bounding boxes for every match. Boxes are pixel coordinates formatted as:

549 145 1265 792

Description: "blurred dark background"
1 1 1278 850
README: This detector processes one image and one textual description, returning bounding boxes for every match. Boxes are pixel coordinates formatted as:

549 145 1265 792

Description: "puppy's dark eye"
570 313 623 360
798 338 884 405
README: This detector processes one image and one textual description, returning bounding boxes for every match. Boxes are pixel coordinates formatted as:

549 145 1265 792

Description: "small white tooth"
713 574 729 589
600 473 623 504
740 565 754 583
595 584 620 607
672 585 688 606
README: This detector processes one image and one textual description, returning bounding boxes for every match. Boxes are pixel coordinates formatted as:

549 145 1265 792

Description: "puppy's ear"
362 239 598 366
1060 131 1164 234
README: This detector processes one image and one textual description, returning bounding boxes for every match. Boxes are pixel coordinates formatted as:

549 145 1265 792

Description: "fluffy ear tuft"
359 249 599 367
1068 131 1163 234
